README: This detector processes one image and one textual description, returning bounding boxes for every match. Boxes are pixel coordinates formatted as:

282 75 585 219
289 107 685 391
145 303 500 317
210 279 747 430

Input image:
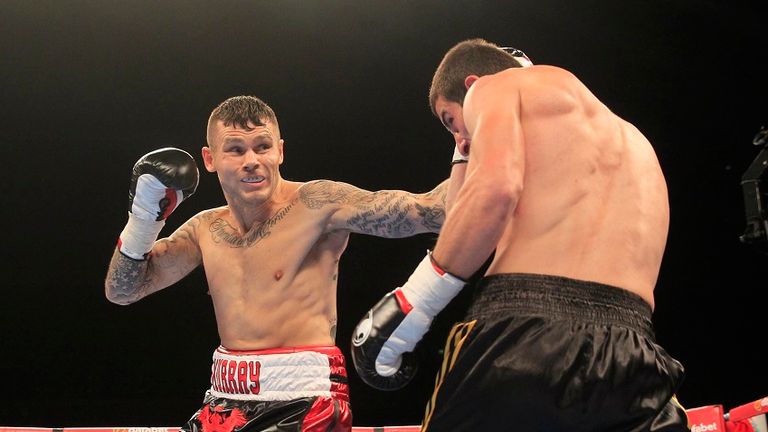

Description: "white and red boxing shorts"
182 345 352 432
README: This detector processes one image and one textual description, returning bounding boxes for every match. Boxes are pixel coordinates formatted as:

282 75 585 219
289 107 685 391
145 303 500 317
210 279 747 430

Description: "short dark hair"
207 96 279 146
428 38 526 115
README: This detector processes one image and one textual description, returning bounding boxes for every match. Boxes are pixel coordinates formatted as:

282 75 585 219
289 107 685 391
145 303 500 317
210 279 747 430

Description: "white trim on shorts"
208 345 338 401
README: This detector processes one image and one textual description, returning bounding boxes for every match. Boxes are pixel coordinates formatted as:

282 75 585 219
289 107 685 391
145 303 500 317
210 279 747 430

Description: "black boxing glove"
351 290 419 391
118 147 199 260
351 252 466 390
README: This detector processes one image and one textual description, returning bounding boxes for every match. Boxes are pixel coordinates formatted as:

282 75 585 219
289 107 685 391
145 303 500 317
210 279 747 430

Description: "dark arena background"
1 0 766 428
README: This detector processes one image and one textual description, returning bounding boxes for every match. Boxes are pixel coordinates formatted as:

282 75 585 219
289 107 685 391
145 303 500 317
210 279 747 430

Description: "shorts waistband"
467 273 655 338
209 345 348 401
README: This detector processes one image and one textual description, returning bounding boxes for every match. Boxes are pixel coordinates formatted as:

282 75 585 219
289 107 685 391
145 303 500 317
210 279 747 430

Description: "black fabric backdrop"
1 0 765 427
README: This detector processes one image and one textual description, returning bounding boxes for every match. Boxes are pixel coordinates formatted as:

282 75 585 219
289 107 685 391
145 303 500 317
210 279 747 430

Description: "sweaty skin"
432 65 668 308
106 119 448 349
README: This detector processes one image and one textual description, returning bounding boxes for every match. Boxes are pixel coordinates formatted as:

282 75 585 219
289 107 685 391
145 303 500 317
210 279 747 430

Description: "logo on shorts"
352 311 373 347
197 405 247 432
691 423 719 432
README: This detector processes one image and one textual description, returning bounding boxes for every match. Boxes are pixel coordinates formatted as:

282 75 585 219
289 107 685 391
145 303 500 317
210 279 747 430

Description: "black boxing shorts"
182 345 352 432
421 273 689 432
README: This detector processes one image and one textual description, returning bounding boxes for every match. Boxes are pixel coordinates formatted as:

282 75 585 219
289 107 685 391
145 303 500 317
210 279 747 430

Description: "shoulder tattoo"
298 180 366 209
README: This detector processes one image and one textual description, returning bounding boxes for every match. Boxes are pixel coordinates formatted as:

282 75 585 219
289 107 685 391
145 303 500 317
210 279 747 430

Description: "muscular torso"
105 122 448 350
141 178 447 350
485 67 669 307
195 197 347 350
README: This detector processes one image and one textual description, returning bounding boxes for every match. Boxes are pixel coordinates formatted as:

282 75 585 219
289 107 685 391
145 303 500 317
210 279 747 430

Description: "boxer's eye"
441 116 454 132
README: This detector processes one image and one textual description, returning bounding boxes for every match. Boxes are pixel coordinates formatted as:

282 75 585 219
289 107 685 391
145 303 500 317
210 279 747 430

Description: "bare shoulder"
477 65 581 94
504 64 577 82
527 66 592 97
481 65 596 117
165 207 224 244
530 64 578 79
297 179 371 210
190 207 228 227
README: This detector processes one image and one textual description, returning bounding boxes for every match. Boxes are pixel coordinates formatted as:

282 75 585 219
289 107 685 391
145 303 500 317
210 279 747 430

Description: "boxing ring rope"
0 429 421 432
2 397 765 432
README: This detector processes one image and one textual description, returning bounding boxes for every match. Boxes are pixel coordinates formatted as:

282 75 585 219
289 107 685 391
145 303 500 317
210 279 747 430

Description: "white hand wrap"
118 174 175 260
131 174 184 220
118 212 165 260
375 252 466 376
401 252 466 314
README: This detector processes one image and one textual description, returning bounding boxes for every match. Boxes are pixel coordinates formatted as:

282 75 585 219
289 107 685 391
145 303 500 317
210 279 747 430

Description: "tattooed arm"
299 179 449 238
104 213 204 305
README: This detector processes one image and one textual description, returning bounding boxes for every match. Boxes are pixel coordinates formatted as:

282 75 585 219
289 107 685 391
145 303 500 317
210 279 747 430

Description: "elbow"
495 181 521 211
104 284 136 306
108 296 134 306
475 176 521 215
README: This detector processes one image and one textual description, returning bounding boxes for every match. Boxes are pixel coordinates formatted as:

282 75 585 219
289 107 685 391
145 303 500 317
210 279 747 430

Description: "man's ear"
464 75 480 89
202 146 216 173
278 139 285 165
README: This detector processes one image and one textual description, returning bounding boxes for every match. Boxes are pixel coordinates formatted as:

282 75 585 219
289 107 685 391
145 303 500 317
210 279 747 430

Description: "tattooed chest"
208 203 296 248
209 218 268 248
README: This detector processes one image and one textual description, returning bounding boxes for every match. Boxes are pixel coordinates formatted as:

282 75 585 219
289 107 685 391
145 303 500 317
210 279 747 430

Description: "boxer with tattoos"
104 95 449 432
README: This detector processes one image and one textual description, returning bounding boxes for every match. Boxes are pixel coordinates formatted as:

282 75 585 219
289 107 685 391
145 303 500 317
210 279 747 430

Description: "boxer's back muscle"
489 66 669 307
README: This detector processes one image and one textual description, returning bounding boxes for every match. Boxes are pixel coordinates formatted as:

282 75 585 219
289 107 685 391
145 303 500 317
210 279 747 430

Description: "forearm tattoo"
105 215 202 303
420 180 448 231
209 200 296 248
346 192 416 236
105 250 153 304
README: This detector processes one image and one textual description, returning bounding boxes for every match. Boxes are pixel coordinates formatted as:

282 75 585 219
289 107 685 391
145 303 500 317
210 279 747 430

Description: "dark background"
1 0 766 427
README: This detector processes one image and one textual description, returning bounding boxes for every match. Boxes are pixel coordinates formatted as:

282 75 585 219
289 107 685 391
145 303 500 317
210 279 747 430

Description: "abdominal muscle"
205 264 339 350
198 213 346 351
